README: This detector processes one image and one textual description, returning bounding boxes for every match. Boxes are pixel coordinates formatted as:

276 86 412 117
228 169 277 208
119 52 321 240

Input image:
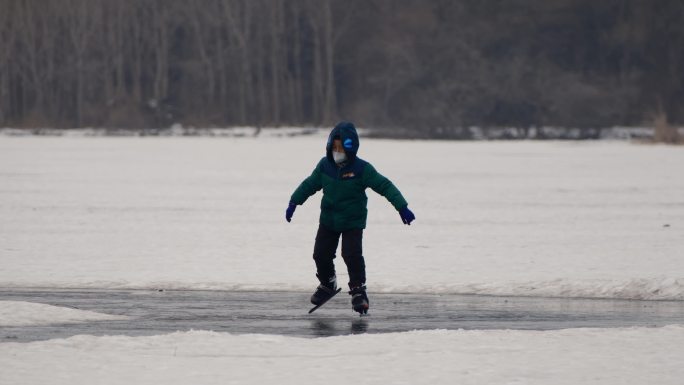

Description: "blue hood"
326 121 360 163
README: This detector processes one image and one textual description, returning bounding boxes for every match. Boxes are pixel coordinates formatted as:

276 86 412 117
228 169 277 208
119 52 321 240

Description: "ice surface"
0 136 683 299
1 136 683 385
1 326 683 385
0 301 128 326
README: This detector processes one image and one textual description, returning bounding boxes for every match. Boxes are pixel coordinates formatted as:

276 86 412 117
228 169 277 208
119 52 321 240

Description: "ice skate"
310 275 338 306
349 284 369 314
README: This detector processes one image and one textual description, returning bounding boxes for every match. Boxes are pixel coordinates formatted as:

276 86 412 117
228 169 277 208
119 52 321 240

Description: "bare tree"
2 0 684 134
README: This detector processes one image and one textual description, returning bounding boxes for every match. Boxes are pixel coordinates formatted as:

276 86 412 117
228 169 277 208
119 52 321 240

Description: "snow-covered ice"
1 135 683 385
1 326 683 385
0 301 128 326
0 136 683 299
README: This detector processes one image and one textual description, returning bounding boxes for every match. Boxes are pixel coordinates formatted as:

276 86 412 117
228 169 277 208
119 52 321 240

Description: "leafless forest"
0 0 683 137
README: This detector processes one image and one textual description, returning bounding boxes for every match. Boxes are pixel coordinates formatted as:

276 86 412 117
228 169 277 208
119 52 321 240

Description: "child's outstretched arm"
363 163 415 225
286 161 323 222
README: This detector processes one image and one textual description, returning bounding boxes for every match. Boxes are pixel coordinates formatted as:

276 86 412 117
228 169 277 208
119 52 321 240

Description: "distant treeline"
1 0 683 137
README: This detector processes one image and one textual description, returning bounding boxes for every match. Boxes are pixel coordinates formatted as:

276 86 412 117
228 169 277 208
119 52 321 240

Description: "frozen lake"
1 135 683 385
1 136 682 299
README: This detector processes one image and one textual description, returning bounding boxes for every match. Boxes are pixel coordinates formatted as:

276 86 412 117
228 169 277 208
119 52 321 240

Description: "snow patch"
2 277 683 301
395 277 684 300
0 301 129 326
2 326 684 384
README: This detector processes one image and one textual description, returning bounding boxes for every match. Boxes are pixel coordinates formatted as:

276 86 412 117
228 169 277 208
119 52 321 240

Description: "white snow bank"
2 326 684 385
4 276 683 301
0 301 129 326
1 125 671 140
0 126 332 138
390 276 684 300
1 137 683 300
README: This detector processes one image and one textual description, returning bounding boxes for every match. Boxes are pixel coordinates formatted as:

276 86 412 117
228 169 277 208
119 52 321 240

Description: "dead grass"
652 109 683 144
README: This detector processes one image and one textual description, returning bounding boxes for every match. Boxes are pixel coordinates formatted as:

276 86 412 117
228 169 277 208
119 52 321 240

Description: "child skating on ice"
286 121 415 314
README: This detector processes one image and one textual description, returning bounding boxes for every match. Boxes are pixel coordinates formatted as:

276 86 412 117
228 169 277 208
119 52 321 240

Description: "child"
286 121 415 314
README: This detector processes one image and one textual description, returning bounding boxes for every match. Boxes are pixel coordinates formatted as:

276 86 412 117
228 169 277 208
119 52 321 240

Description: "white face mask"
333 151 347 164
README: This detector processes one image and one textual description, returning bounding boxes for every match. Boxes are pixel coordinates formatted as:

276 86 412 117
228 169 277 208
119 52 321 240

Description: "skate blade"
353 305 369 315
308 288 342 314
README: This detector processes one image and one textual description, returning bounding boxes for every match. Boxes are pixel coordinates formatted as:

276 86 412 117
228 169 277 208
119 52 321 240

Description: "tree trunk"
321 0 336 122
270 0 282 125
190 1 214 112
311 19 322 124
255 12 266 127
153 6 169 105
222 0 253 125
291 1 304 123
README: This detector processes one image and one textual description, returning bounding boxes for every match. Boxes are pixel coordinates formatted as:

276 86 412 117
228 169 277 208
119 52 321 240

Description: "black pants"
313 224 365 288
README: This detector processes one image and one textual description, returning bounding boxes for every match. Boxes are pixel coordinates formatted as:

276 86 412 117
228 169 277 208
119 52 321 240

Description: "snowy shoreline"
0 125 668 141
0 301 129 327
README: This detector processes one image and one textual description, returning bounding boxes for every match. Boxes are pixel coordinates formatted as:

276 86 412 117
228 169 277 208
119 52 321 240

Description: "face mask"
333 151 347 164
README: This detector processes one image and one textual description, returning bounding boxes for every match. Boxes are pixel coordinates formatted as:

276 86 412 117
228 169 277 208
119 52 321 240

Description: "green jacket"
290 122 408 232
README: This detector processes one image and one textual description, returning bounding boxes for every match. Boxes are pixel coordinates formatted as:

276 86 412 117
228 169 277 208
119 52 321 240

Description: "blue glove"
285 202 297 222
399 206 415 225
